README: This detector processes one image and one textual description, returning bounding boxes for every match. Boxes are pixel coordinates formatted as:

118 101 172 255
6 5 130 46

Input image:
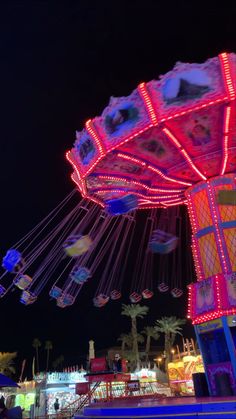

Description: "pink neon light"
138 82 158 125
116 152 192 187
220 105 231 175
70 170 105 208
160 96 228 123
160 198 185 206
139 205 166 210
71 173 86 197
85 120 106 155
116 153 147 167
96 175 184 193
163 127 207 181
219 53 235 100
187 284 193 319
86 195 105 208
207 181 228 273
66 151 87 196
82 155 105 178
96 189 182 201
192 308 236 324
214 275 221 310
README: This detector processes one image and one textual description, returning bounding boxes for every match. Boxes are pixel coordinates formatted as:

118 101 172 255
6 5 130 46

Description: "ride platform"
74 395 236 419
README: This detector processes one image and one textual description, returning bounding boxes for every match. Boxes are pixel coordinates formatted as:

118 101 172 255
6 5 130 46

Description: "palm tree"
32 338 41 373
142 326 160 363
117 333 132 357
53 355 64 371
45 341 53 372
0 352 17 376
121 304 149 370
155 316 186 371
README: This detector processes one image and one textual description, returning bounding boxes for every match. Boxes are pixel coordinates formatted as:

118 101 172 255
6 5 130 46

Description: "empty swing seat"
129 292 142 303
171 287 183 298
149 229 178 254
49 286 62 299
20 290 37 305
142 289 154 299
158 283 169 292
14 274 32 290
70 266 91 284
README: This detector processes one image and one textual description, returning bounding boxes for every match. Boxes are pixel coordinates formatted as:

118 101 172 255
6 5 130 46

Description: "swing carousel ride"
0 52 235 322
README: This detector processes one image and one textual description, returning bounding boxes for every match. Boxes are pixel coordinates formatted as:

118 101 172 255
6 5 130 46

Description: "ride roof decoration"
67 52 236 210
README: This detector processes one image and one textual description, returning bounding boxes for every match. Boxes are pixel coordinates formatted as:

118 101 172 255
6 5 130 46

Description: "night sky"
0 1 236 378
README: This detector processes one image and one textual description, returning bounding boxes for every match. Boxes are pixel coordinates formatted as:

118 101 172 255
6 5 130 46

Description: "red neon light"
139 205 166 210
187 284 193 319
96 175 185 193
96 189 182 201
220 105 231 175
82 155 105 178
116 153 146 167
163 128 207 181
160 96 228 123
86 195 105 208
71 173 86 197
219 52 235 100
107 124 154 153
117 152 192 186
138 82 158 125
160 198 185 206
192 308 236 324
66 151 87 196
214 275 221 310
85 120 106 155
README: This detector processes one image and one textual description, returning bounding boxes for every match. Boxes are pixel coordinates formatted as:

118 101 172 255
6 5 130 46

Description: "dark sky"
0 1 236 378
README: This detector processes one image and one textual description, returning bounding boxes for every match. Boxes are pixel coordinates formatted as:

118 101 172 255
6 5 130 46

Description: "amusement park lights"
219 52 236 101
117 152 193 187
85 120 106 156
66 152 87 197
162 127 207 181
192 308 236 325
96 175 184 194
138 82 158 125
220 105 231 175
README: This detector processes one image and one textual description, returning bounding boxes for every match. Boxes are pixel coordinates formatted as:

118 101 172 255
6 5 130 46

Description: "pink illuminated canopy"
67 53 236 208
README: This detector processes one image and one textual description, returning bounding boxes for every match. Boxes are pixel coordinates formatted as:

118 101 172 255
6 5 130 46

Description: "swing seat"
142 289 153 299
14 274 32 290
110 290 121 300
20 290 37 305
71 267 91 284
0 285 6 297
2 249 24 273
93 294 109 307
158 282 169 292
64 235 92 257
57 293 75 307
171 288 183 298
49 286 62 299
149 230 178 254
129 292 142 303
